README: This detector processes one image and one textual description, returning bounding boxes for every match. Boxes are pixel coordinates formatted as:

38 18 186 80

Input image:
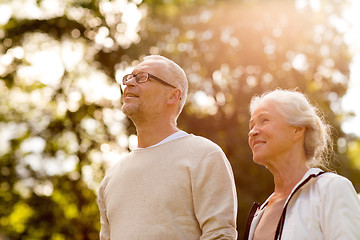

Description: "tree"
0 0 358 239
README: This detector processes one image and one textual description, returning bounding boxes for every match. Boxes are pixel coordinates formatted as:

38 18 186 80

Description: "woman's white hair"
249 88 333 169
143 55 188 119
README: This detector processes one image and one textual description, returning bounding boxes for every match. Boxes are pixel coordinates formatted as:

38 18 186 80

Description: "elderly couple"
97 55 360 240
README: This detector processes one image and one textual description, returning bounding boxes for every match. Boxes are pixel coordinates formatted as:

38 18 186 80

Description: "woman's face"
248 100 297 165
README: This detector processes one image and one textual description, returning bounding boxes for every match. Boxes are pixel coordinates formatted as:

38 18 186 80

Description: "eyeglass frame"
122 72 177 88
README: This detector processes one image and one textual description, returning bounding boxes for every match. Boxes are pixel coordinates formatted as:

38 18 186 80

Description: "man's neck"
135 121 179 148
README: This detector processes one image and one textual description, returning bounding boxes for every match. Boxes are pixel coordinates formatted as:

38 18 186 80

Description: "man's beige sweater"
98 134 238 240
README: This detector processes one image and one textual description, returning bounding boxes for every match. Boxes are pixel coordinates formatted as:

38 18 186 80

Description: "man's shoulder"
179 134 223 152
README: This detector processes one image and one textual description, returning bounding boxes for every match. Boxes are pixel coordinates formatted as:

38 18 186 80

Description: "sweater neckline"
132 134 194 152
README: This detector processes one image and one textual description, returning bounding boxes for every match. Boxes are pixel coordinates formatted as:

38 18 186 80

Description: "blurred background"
1 0 360 239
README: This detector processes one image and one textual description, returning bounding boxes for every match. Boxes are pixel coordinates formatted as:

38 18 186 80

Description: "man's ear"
167 89 182 105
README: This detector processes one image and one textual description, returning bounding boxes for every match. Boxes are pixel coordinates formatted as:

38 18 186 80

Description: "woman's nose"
248 126 259 137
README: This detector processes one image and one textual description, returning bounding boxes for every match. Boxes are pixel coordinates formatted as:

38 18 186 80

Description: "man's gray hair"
143 55 188 119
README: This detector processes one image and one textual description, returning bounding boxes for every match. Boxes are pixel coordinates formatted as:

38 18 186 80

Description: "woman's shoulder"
315 171 357 194
317 171 352 184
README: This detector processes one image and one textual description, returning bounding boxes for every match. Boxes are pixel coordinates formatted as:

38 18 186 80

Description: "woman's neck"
268 159 309 201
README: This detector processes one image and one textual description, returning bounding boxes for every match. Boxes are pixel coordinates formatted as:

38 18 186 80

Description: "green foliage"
0 0 359 239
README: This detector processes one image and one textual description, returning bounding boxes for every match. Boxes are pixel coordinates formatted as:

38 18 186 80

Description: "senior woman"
243 89 360 240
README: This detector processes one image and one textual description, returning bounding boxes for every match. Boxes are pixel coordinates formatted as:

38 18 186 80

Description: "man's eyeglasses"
122 72 176 88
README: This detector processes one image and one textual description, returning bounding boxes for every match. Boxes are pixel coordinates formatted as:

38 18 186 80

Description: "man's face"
121 60 172 122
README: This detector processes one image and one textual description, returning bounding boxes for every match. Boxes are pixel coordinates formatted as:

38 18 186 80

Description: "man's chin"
122 104 134 115
122 104 141 119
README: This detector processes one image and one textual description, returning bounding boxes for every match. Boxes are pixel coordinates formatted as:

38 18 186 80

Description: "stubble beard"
122 102 155 126
122 103 143 123
122 100 164 126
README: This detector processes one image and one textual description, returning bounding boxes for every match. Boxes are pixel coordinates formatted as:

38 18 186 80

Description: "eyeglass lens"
123 73 148 84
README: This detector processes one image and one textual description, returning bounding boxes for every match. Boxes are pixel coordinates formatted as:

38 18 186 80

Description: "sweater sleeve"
98 181 110 240
320 176 360 240
191 149 238 240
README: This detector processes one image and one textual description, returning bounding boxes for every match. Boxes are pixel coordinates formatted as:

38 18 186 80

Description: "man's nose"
124 76 137 86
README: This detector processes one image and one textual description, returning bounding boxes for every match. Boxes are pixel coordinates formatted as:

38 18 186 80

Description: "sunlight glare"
295 0 320 12
193 91 217 115
61 40 85 71
0 4 12 25
291 53 309 72
34 181 54 196
340 0 360 136
99 0 144 48
20 137 46 154
10 0 65 19
341 54 360 136
121 2 143 43
17 34 65 88
76 71 121 104
129 134 138 150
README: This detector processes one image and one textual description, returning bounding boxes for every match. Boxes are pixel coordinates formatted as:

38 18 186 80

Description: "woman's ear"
293 126 306 141
167 89 182 105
